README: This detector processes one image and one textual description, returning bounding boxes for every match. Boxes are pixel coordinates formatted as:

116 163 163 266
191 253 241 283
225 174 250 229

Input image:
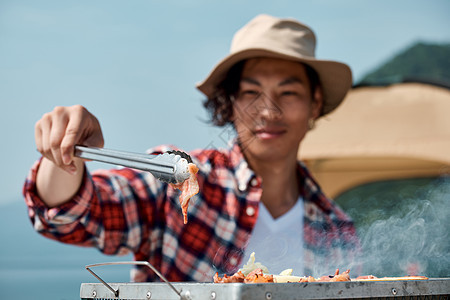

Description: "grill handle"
85 261 188 299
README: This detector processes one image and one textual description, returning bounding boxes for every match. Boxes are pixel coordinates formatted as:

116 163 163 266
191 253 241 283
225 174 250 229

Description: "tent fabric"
299 82 450 198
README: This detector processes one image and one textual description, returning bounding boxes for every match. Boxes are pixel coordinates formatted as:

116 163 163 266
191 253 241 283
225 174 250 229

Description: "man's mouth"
254 127 286 140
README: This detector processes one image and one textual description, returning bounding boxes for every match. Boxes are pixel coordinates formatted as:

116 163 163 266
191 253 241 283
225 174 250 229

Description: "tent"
299 82 450 198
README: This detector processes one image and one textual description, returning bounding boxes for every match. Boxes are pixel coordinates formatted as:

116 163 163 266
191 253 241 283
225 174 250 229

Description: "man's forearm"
36 157 85 207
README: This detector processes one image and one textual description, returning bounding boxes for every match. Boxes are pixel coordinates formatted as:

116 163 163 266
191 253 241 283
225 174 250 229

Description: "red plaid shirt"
23 143 359 281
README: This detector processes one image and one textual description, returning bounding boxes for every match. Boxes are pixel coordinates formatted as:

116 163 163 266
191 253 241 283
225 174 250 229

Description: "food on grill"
244 268 274 283
214 268 429 284
170 163 199 224
213 253 429 284
214 268 350 283
315 269 351 282
213 271 246 283
214 252 352 283
214 268 274 283
239 252 270 276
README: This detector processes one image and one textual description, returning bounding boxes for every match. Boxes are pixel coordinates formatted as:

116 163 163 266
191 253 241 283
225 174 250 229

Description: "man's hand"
35 105 104 174
35 105 104 207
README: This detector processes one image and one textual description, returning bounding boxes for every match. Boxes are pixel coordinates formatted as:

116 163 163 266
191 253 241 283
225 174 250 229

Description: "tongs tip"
165 152 192 184
166 150 193 164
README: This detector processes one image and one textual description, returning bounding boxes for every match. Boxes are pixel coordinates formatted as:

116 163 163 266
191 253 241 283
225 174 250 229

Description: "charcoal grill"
79 261 450 300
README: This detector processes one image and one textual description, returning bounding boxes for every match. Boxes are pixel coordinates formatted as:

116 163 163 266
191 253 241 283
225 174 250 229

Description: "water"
0 200 132 300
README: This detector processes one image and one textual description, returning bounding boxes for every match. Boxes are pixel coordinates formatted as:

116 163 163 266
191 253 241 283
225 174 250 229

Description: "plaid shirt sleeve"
23 157 167 256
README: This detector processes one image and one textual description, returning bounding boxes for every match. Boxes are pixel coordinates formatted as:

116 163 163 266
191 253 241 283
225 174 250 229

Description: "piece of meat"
298 276 316 282
244 268 274 283
330 269 350 282
317 269 351 282
214 271 245 283
170 163 199 224
317 275 333 282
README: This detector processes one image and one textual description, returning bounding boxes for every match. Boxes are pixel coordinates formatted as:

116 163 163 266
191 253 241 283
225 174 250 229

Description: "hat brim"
196 49 352 116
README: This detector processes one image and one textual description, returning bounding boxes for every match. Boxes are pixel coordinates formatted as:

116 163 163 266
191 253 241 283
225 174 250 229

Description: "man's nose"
255 92 283 119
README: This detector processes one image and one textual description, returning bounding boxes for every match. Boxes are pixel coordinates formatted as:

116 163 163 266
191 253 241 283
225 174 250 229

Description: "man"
24 14 358 281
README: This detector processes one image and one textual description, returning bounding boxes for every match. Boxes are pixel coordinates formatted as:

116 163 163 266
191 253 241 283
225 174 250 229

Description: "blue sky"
1 0 449 205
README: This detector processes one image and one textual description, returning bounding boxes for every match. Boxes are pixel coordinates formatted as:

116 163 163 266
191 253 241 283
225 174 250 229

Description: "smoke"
338 177 450 277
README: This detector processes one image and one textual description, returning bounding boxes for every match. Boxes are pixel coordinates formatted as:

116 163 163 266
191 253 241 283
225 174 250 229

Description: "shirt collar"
297 160 333 213
229 141 256 192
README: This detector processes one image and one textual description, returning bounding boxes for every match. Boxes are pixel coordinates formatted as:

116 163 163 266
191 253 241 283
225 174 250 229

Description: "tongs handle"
74 145 191 184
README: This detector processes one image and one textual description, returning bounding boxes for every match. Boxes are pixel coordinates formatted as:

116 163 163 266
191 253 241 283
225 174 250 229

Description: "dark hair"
202 59 321 126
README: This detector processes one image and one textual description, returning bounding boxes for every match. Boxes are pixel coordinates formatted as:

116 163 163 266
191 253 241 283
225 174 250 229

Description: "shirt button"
250 178 258 187
246 206 255 216
230 257 238 266
239 183 247 192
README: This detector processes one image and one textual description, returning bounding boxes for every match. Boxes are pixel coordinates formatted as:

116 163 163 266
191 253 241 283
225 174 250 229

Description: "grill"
80 279 450 299
79 262 450 300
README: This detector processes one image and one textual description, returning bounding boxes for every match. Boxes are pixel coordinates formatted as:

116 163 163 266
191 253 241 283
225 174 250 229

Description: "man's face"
232 57 322 163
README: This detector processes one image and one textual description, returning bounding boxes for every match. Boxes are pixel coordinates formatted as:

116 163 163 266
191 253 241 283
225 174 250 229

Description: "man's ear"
312 85 323 119
230 102 237 122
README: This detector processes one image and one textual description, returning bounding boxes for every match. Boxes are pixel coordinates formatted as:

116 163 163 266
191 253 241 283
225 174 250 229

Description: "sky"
1 0 450 206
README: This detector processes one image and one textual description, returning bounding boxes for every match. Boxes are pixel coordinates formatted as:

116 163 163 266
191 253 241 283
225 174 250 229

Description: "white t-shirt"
242 198 304 275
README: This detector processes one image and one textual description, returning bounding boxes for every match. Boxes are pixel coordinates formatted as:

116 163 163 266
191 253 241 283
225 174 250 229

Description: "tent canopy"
299 82 450 198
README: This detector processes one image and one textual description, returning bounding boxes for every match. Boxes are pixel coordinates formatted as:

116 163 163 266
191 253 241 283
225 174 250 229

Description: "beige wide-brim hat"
196 14 353 116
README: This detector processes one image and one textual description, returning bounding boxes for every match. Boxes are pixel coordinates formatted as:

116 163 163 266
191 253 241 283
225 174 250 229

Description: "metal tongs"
74 145 192 184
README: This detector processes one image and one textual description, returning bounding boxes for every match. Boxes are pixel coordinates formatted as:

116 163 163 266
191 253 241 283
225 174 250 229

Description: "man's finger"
49 114 69 167
60 111 84 165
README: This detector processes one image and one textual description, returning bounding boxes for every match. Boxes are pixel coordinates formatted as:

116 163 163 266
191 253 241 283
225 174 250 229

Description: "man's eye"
238 90 260 100
281 91 298 96
242 90 259 95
